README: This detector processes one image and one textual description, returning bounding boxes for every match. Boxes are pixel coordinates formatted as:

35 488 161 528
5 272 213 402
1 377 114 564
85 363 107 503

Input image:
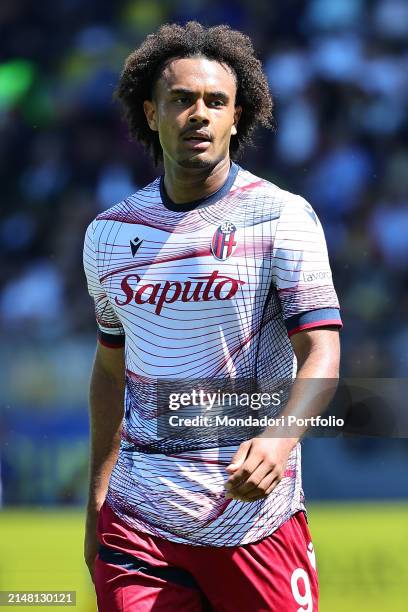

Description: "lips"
182 131 212 142
182 131 212 151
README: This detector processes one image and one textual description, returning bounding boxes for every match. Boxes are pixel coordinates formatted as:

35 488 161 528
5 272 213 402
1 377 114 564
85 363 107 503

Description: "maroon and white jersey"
83 163 342 546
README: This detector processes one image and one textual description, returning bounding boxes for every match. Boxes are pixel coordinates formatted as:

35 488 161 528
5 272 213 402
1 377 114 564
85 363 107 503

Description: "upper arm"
94 342 126 386
271 195 342 337
290 327 340 375
83 222 126 348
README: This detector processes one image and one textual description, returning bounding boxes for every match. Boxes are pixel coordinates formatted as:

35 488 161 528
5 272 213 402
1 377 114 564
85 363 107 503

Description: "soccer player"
83 22 341 611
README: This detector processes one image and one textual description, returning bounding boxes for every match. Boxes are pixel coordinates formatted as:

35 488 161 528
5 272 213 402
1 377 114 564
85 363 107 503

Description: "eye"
210 100 225 107
175 97 189 104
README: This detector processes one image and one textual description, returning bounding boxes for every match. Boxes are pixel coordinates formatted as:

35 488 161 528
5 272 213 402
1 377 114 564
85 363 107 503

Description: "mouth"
182 133 212 150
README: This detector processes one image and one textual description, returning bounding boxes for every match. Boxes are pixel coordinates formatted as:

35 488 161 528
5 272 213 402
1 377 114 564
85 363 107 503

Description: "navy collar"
160 162 239 212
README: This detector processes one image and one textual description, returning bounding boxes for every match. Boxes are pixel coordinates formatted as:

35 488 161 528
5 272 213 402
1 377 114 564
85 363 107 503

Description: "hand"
84 507 100 583
224 437 295 502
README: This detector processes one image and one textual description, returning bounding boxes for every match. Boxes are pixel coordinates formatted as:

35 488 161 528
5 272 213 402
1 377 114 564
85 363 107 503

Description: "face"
143 56 242 169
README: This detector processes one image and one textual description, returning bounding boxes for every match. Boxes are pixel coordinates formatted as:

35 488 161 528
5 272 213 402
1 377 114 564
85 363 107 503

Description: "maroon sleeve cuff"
97 329 126 348
286 308 342 337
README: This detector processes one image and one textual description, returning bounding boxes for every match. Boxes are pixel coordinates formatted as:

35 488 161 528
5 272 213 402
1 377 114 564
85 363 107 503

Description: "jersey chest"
99 218 275 325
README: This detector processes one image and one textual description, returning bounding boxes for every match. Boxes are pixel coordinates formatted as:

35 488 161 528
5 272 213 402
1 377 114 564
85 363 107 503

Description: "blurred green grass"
308 503 408 612
0 503 407 611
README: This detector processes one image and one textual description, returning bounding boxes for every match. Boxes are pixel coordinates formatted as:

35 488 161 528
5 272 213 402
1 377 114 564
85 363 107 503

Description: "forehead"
157 56 237 94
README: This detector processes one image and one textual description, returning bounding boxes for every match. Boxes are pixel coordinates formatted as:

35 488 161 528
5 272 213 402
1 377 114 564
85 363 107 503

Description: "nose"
188 99 209 125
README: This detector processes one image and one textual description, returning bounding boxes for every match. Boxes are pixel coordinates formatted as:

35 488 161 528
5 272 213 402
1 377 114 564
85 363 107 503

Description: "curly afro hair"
115 21 273 164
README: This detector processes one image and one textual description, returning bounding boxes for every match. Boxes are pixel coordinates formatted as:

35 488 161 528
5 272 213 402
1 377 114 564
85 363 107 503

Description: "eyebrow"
168 88 230 102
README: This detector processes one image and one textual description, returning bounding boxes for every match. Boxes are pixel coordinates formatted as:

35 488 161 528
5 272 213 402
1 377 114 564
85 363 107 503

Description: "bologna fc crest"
211 222 237 261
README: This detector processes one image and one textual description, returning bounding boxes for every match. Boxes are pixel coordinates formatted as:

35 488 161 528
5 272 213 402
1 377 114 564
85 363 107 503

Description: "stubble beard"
178 149 227 170
178 155 215 169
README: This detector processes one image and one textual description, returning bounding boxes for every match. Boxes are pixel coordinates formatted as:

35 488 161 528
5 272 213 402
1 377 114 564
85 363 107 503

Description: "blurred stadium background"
0 0 407 610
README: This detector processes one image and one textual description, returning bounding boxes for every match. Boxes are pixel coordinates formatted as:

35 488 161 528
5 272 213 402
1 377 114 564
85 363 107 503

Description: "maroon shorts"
94 502 319 611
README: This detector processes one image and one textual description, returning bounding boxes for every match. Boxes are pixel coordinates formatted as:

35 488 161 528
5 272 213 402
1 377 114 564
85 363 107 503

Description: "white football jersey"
83 163 342 545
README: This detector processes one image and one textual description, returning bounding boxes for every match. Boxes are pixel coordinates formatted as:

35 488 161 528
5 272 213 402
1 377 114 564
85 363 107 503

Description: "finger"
226 440 252 472
225 452 265 492
225 461 273 497
265 477 281 495
239 473 283 502
239 471 282 500
238 469 278 499
227 467 279 500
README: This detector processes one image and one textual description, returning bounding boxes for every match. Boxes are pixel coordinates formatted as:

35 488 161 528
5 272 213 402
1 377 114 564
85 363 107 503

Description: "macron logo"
130 237 143 257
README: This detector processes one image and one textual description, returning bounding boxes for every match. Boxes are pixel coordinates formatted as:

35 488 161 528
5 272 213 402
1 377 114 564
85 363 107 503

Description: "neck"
163 157 231 204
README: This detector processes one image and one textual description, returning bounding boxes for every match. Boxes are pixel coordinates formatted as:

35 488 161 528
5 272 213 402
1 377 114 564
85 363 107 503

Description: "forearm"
225 331 341 502
87 350 125 512
265 329 340 448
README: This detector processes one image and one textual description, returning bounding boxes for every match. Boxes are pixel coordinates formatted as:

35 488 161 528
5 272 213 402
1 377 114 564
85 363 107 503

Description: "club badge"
211 222 237 260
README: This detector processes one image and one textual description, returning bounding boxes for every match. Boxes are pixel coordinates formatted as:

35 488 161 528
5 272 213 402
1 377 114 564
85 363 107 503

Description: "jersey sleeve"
83 222 126 348
272 195 342 337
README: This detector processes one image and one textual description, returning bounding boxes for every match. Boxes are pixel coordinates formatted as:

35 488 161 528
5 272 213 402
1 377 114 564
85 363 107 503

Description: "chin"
178 153 221 170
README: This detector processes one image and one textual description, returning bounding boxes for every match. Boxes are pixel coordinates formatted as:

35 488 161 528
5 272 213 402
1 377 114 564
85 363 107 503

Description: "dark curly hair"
115 21 273 164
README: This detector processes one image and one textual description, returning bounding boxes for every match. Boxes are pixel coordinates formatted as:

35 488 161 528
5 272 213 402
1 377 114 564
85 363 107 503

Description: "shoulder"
234 165 310 220
92 177 162 226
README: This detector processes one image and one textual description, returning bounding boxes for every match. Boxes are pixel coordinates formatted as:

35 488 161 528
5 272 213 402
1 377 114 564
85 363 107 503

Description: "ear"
231 105 242 136
143 100 158 132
